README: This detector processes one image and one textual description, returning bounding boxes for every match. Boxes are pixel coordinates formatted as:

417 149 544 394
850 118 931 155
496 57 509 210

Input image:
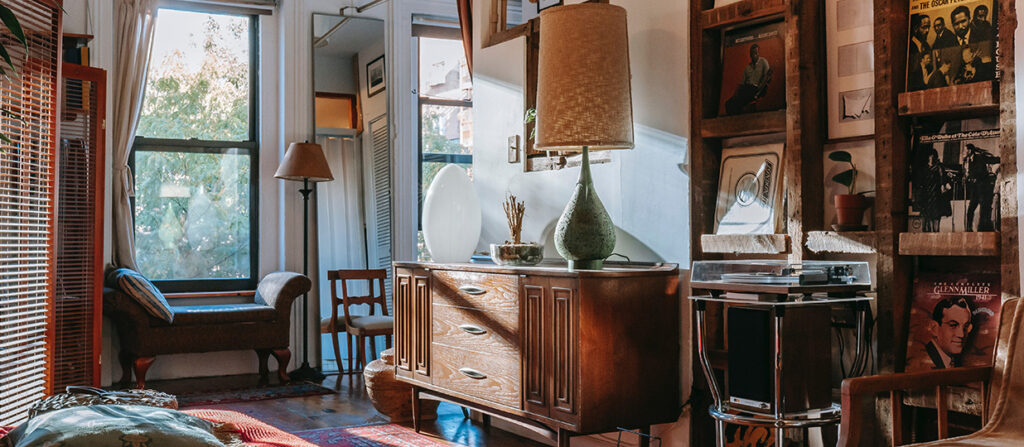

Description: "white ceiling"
313 15 385 58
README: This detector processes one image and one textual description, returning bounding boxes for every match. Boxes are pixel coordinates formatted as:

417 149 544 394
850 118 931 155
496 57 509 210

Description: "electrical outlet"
508 135 520 163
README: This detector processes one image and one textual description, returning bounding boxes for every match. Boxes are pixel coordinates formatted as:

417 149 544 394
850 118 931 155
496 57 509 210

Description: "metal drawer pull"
459 368 487 380
459 285 487 295
458 324 487 335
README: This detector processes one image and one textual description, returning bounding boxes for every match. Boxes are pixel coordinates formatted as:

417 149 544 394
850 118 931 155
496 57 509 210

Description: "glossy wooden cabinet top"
392 261 678 278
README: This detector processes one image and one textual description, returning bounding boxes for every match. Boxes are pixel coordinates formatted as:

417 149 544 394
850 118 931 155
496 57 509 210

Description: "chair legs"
271 348 291 383
356 335 367 373
256 349 271 384
331 329 344 375
132 356 155 389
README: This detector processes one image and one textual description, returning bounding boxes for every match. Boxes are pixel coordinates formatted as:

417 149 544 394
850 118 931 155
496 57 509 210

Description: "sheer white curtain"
112 0 159 270
316 135 368 368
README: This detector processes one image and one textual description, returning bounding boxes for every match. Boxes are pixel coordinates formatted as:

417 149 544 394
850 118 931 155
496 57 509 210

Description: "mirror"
312 15 386 136
311 14 388 372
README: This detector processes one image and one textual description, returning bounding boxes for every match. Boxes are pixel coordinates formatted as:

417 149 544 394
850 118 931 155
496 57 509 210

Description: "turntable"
690 260 870 299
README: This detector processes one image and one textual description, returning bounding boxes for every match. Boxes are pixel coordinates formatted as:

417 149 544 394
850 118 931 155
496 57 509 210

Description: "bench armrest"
838 366 992 447
254 271 311 314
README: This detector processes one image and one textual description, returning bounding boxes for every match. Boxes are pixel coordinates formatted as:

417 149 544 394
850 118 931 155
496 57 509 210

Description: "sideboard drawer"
432 304 519 359
431 270 518 313
431 343 521 409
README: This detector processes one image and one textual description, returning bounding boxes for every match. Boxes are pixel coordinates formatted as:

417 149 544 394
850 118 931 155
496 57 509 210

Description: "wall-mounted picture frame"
366 55 386 98
825 0 874 139
537 0 562 13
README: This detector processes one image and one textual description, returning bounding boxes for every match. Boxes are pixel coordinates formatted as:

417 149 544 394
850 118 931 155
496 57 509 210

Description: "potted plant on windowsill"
829 150 872 231
490 193 543 266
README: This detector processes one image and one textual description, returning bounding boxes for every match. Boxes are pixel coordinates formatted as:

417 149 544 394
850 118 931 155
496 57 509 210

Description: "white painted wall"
471 0 692 445
314 54 356 94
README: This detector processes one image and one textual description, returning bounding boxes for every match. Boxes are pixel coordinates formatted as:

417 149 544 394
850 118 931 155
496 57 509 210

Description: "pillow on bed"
107 268 174 323
1 405 223 447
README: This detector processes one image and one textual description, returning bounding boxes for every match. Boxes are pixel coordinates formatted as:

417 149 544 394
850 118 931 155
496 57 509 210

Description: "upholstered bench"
104 271 310 389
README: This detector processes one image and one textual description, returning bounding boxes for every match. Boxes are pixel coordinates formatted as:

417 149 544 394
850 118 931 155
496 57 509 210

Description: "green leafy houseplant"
0 5 28 144
828 150 870 228
828 150 858 195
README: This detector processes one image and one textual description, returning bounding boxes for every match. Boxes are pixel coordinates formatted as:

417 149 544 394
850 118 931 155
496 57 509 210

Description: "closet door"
54 63 105 390
365 114 392 307
0 0 61 427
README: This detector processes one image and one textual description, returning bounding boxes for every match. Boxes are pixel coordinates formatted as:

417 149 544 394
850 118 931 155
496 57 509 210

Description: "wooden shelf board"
897 81 998 117
806 231 878 254
701 233 790 254
898 232 1000 256
700 109 786 139
701 0 785 30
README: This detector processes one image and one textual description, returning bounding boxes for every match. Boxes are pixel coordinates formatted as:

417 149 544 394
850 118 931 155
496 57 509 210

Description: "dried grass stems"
503 193 526 245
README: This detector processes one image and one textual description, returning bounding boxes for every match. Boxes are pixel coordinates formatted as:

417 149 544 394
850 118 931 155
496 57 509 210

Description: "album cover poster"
908 117 1000 233
905 272 1000 374
907 0 996 92
718 21 786 116
714 144 784 235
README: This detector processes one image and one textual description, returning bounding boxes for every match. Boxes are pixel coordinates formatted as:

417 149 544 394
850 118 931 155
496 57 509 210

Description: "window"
416 28 473 260
132 8 259 292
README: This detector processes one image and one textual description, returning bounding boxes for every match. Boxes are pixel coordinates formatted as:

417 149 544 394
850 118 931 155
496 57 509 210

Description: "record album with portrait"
714 144 784 235
718 21 786 116
905 272 1000 374
908 117 1000 233
907 0 996 92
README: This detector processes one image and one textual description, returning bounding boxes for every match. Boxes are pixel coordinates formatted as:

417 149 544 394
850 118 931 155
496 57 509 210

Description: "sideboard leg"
411 387 422 433
639 426 651 447
482 414 492 431
557 428 572 447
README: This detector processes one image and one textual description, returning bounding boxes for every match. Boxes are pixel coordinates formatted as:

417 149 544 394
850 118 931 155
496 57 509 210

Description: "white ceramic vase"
422 164 481 263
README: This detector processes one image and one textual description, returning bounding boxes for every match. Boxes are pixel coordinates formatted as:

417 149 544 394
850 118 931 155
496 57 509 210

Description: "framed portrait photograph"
537 0 562 13
366 55 386 98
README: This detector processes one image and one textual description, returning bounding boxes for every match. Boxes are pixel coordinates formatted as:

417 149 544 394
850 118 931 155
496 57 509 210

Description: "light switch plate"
508 135 520 163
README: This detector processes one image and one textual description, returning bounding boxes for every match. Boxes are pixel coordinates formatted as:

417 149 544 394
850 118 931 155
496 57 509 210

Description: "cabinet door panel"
414 272 431 378
551 282 577 416
394 269 413 374
522 280 549 417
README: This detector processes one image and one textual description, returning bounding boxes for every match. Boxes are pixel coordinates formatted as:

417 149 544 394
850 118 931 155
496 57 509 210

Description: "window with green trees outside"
132 7 258 292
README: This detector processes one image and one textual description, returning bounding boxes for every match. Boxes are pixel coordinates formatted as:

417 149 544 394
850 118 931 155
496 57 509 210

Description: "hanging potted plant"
490 193 543 265
829 150 871 230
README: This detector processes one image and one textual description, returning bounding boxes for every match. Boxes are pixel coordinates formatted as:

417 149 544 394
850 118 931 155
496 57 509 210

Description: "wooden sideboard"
393 261 681 446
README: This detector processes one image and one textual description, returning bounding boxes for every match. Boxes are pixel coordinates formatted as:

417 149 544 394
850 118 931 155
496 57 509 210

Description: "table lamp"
275 141 333 381
534 3 634 270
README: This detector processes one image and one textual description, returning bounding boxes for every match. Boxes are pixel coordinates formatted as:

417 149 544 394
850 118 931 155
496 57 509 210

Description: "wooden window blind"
0 0 61 427
54 63 104 391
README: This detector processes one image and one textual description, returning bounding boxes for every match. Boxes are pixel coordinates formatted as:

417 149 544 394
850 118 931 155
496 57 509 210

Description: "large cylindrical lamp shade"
275 142 334 182
535 3 634 151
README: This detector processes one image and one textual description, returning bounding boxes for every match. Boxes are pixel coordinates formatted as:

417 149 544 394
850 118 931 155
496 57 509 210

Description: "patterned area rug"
294 424 451 447
177 381 335 407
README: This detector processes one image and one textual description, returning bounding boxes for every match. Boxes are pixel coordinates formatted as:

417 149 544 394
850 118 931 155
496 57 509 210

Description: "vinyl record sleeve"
906 0 996 92
905 272 1000 374
714 144 785 235
908 117 1000 233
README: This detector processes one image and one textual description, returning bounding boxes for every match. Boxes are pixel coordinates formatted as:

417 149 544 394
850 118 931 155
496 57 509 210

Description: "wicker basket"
364 349 438 421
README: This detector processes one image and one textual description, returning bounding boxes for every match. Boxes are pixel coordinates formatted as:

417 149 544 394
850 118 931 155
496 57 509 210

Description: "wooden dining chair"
326 269 393 373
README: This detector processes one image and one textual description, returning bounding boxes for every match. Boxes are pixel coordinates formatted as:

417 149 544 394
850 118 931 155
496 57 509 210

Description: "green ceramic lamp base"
568 259 604 270
554 146 616 271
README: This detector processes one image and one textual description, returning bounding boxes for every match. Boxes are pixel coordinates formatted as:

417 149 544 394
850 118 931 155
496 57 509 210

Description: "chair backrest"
326 269 389 326
985 296 1022 422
